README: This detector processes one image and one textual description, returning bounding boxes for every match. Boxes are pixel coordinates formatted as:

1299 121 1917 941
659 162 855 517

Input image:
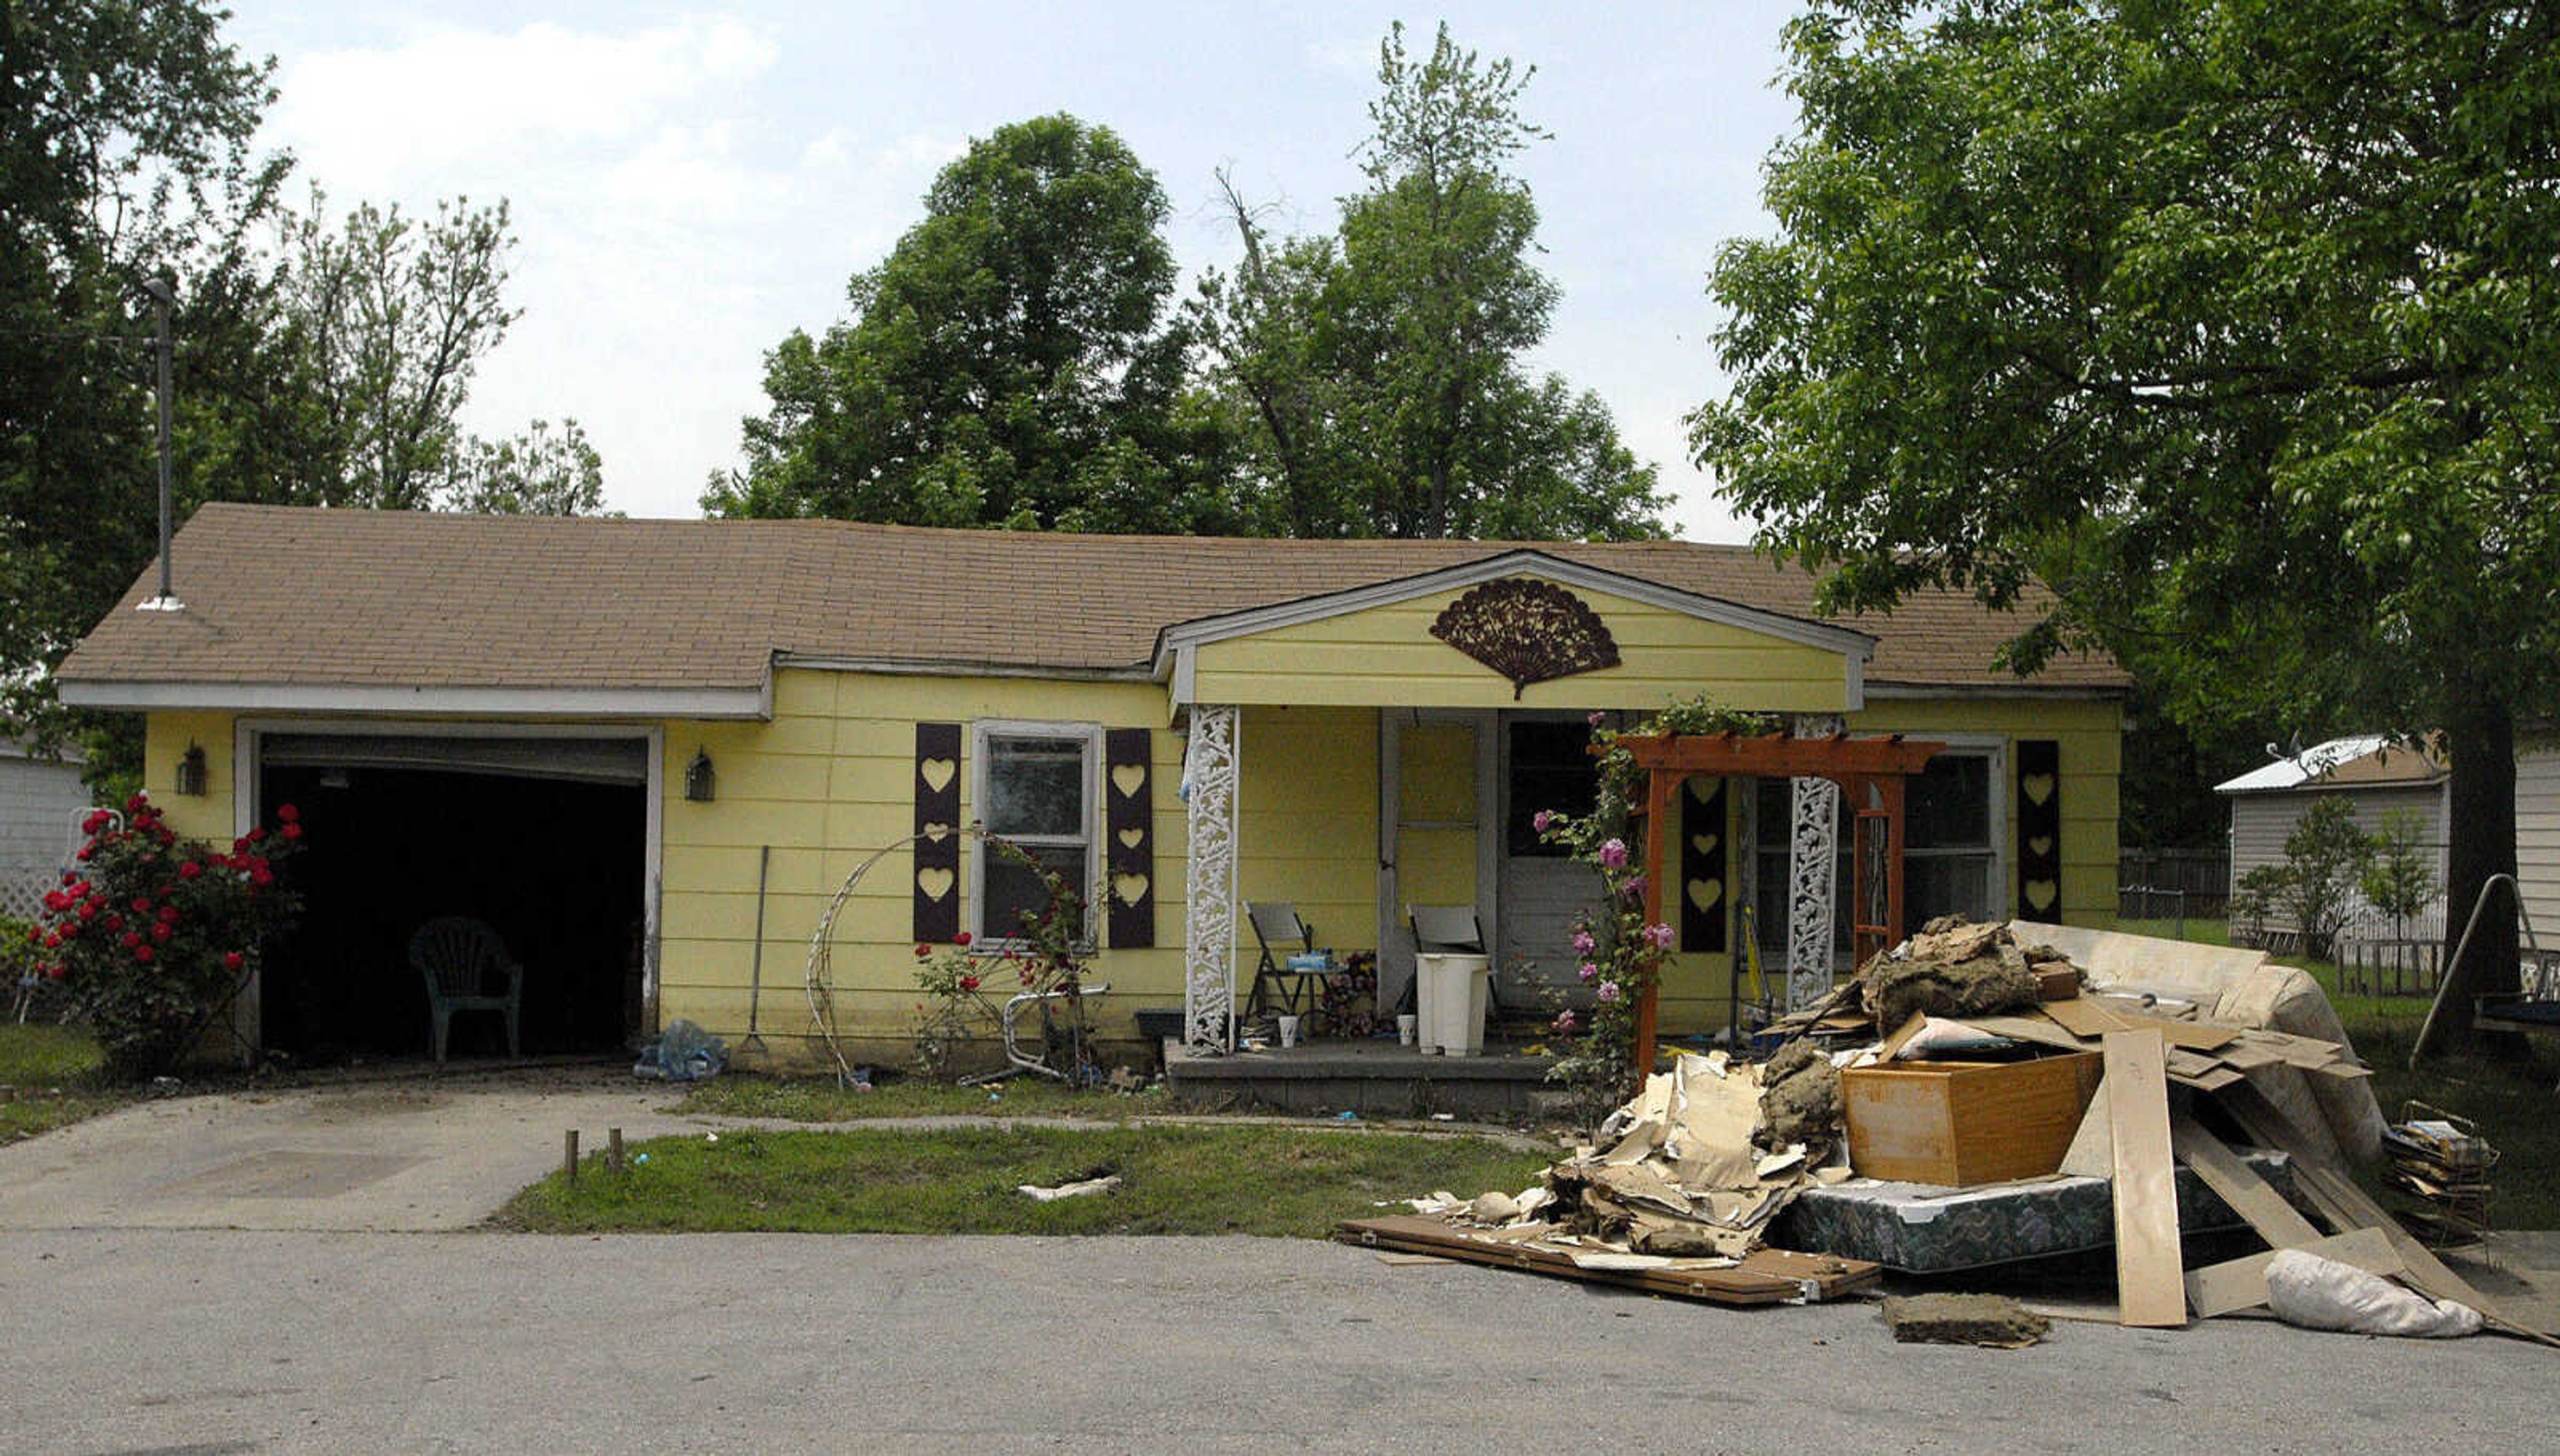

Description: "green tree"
709 114 1233 533
1693 0 2560 1040
1197 23 1666 541
0 0 291 747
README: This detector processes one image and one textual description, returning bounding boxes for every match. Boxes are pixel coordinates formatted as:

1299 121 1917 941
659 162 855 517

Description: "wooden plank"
2058 1079 2113 1179
2169 1065 2247 1093
1333 1216 1881 1306
2183 1227 2406 1319
2043 997 2127 1039
2104 1029 2187 1327
2169 1114 2324 1248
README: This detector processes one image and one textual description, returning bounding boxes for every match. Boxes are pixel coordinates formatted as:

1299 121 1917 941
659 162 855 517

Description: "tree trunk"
2439 689 2525 1059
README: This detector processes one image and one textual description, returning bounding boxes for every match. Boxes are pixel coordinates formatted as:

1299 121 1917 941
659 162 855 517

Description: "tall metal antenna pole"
138 275 181 613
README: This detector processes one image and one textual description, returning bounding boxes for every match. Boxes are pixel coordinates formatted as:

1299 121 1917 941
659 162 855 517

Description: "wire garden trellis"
802 826 1107 1089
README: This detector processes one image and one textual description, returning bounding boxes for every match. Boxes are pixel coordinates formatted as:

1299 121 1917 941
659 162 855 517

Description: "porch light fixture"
685 747 717 803
175 743 208 797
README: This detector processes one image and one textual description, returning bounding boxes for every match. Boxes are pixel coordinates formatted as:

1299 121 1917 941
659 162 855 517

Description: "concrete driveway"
0 1065 708 1231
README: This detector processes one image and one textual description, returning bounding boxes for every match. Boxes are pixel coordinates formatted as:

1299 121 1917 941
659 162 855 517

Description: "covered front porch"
1153 551 1920 1060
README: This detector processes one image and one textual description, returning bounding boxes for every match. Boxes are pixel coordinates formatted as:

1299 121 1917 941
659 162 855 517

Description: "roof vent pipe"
136 274 182 613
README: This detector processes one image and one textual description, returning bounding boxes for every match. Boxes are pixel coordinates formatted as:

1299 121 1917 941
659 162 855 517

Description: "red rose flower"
103 914 122 932
249 866 273 887
179 860 202 879
954 930 973 947
121 931 141 949
959 974 980 992
157 904 179 923
77 901 97 921
281 822 303 841
133 945 153 964
44 963 64 981
131 897 152 913
245 827 266 844
150 923 171 943
75 845 93 861
223 951 245 972
277 803 299 823
125 793 147 813
914 943 931 959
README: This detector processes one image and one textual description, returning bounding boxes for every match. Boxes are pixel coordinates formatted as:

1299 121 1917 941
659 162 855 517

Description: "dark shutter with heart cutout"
1104 728 1155 948
1679 777 1729 953
2016 739 2062 921
913 722 961 943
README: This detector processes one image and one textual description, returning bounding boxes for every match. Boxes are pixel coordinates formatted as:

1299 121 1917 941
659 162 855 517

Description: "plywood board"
2115 1013 2242 1053
1949 1014 2098 1053
2183 1227 2404 1319
2059 1079 2114 1179
2104 1029 2187 1327
2043 997 2127 1039
1333 1216 1879 1306
2169 1114 2324 1249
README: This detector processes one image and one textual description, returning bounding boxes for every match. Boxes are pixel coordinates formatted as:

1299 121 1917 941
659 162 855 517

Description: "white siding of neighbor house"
2519 735 2560 938
0 753 92 918
2229 784 2449 891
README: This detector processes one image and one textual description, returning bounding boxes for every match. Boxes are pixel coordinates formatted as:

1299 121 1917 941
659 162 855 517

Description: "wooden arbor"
1614 730 1947 1073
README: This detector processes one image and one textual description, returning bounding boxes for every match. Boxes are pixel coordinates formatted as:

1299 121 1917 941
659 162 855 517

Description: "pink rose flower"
1596 981 1622 1003
1598 838 1629 869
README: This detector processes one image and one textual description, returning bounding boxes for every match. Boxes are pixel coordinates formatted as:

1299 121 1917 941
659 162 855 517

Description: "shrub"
2273 797 2375 961
26 795 305 1079
2360 809 2438 929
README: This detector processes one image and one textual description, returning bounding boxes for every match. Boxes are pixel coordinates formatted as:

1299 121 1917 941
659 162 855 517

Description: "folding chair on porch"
1245 901 1327 1023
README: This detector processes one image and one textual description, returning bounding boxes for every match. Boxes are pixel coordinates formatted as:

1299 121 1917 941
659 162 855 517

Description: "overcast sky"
219 1 1807 541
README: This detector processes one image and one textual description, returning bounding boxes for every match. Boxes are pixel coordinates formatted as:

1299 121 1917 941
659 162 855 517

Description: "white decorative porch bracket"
1182 703 1241 1052
1786 713 1845 1011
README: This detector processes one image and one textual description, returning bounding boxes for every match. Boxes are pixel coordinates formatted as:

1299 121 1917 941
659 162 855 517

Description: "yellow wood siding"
1189 582 1853 712
143 712 239 844
1236 705 1379 978
658 672 1187 1062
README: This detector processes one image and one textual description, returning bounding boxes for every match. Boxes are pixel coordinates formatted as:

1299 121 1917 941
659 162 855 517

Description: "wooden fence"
2117 848 2231 919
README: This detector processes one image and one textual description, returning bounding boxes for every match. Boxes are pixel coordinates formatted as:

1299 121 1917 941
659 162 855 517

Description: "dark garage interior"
257 744 645 1063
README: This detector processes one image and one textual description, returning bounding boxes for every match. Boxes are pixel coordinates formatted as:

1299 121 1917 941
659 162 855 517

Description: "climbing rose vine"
29 795 306 1079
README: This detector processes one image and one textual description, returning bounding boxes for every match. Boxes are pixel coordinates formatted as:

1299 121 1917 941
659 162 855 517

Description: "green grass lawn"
676 1072 1158 1123
499 1122 1553 1238
0 1023 132 1144
2115 915 2560 1229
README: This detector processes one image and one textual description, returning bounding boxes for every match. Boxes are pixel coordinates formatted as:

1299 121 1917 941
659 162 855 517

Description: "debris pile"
1345 918 2557 1347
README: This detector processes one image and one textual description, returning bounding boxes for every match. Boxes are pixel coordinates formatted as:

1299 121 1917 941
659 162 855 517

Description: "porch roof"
59 505 2129 713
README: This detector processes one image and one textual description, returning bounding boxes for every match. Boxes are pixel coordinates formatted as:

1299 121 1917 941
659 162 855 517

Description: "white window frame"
1901 734 2009 925
967 719 1103 951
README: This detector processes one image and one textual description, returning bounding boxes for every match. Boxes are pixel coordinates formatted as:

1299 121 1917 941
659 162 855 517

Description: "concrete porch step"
1162 1035 1563 1119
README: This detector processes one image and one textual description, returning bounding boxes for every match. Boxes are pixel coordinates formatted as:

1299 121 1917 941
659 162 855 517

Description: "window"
1505 719 1599 857
973 725 1098 945
1749 746 2003 959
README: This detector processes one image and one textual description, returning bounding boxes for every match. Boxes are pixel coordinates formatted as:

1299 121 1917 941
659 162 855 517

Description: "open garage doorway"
252 732 651 1063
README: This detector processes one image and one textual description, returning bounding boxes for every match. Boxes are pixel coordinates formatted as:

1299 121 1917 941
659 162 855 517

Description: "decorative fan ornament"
1429 578 1622 699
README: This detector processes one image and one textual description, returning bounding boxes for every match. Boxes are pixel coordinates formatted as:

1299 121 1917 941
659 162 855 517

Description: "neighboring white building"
0 737 91 921
2217 732 2560 961
2216 736 2449 952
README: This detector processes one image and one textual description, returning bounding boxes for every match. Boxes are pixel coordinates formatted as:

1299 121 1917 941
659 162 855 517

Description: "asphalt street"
2 1227 2547 1455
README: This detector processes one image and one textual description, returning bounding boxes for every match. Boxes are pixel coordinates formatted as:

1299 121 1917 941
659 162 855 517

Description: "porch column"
1785 714 1844 1011
1181 703 1240 1052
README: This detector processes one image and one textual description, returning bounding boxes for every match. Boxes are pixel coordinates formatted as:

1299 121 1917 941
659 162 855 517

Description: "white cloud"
273 17 779 196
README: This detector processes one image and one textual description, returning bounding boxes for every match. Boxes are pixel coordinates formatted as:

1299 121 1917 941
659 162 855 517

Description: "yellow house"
59 504 2127 1067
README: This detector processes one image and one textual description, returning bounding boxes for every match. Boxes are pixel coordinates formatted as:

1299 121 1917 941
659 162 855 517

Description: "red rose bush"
31 795 306 1079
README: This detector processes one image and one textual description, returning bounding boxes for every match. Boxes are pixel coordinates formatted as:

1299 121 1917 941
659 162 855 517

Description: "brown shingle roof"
58 503 2127 695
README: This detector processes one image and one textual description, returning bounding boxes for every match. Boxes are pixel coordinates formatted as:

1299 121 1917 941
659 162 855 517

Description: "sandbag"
2263 1248 2481 1338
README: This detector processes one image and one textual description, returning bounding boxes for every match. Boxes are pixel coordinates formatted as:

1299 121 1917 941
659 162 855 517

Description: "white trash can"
1415 952 1492 1057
